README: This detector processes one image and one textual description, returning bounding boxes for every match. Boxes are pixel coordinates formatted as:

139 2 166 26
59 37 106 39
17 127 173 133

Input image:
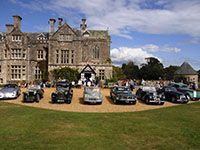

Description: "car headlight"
12 91 17 95
116 96 119 100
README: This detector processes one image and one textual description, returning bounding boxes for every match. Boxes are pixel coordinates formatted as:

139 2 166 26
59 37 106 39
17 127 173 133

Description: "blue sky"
0 0 200 70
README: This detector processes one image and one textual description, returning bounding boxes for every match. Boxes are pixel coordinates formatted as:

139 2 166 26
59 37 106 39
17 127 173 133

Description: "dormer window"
37 33 47 43
37 37 46 40
82 31 90 37
12 35 22 41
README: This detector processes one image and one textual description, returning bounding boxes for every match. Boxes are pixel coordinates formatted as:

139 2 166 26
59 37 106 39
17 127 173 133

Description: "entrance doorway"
84 72 91 80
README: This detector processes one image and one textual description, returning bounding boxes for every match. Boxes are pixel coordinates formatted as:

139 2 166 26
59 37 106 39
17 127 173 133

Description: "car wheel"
67 100 71 104
171 97 176 103
160 102 164 105
185 94 191 100
145 98 149 104
36 94 40 103
132 101 136 105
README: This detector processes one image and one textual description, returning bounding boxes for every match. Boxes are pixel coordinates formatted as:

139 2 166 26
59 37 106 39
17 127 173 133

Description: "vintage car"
158 86 189 103
110 86 137 104
83 87 103 104
0 84 21 99
51 81 73 104
136 86 165 105
169 82 200 100
23 85 44 103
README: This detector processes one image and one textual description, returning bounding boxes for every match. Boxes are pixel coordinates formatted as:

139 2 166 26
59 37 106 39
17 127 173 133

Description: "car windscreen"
4 84 17 88
115 87 130 94
166 87 177 92
57 86 69 91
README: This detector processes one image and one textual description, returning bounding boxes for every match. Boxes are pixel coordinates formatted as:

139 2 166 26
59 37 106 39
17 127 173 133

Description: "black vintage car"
136 86 165 105
23 85 44 103
158 86 189 104
51 81 73 104
110 86 137 104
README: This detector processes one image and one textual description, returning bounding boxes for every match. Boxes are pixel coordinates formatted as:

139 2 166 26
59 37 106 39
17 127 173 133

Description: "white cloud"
141 44 181 53
111 44 180 66
111 47 156 66
10 0 200 39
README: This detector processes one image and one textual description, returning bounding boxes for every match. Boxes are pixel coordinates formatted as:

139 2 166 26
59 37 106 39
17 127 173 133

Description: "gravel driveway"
2 87 190 113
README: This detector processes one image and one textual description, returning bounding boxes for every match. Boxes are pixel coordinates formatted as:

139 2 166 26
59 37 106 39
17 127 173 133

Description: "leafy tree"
38 47 49 81
122 61 140 79
52 67 80 82
38 60 48 81
110 66 126 82
174 75 188 84
139 57 164 80
164 65 180 80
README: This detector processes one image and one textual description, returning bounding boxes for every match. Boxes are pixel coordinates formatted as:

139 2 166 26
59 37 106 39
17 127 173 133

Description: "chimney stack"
80 18 87 31
13 15 22 30
58 18 63 29
49 18 56 34
6 24 14 33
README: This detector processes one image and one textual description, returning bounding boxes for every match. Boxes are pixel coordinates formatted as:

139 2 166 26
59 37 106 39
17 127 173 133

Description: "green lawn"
0 102 200 150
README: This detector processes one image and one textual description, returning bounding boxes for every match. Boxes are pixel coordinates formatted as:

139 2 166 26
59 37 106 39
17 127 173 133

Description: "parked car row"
0 82 199 105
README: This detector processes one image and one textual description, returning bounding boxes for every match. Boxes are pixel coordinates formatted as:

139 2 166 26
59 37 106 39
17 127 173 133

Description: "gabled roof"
175 62 198 75
51 23 77 37
80 64 96 74
27 32 49 40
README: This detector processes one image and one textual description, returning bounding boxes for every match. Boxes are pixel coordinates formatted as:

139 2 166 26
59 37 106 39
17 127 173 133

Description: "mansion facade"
0 15 112 84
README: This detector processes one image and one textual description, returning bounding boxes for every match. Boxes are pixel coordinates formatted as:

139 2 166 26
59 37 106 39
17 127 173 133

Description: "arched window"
93 45 100 59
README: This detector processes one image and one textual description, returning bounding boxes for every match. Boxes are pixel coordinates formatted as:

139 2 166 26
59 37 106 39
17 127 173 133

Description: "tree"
122 61 140 79
38 60 48 81
52 67 80 82
139 57 164 80
164 65 180 80
110 66 126 82
198 70 200 81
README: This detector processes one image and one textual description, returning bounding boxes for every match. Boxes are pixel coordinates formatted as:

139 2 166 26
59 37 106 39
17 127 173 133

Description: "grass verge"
0 102 200 150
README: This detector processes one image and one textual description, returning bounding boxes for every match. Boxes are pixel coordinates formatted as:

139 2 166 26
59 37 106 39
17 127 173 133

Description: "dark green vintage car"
158 86 189 104
169 82 200 100
110 86 137 104
51 81 73 104
23 85 44 103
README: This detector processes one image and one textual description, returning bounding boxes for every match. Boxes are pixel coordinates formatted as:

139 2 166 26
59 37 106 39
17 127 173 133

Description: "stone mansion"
0 15 112 84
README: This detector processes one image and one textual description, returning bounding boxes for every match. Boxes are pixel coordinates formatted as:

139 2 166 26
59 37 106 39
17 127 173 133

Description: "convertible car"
23 85 44 103
83 87 103 104
0 84 21 99
51 81 73 104
110 86 137 104
169 82 200 100
136 86 165 105
158 86 189 104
